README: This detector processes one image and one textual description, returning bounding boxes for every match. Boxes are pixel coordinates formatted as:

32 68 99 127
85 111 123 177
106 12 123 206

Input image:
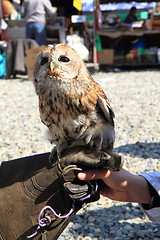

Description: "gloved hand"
56 145 123 201
0 146 123 240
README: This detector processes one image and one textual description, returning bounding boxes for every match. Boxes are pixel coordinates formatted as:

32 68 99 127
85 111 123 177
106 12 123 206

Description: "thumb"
78 169 111 181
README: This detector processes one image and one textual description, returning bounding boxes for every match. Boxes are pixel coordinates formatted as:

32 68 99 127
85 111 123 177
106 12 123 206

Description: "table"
98 29 160 48
97 29 160 66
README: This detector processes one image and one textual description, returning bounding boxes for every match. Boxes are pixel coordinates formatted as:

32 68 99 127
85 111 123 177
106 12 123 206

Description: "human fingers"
78 169 111 181
77 170 128 200
78 169 132 191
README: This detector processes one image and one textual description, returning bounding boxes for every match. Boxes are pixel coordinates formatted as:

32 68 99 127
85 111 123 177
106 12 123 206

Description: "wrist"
141 180 160 210
130 175 150 204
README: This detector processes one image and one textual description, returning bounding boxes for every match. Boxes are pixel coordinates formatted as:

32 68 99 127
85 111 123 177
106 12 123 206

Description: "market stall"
92 0 160 68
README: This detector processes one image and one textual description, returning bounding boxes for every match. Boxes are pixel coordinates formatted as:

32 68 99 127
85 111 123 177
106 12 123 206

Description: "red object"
0 0 8 41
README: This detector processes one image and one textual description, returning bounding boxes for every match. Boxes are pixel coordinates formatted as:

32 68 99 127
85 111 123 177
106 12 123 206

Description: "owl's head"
33 44 88 88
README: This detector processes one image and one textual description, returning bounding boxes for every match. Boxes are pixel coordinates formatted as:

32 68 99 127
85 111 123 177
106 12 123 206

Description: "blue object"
0 52 6 77
132 39 146 49
26 22 44 46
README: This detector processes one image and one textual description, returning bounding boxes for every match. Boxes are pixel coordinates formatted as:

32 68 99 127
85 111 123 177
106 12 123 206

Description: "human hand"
78 168 150 204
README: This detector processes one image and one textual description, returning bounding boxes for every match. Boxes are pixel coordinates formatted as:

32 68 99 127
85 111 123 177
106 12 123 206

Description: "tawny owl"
33 44 115 157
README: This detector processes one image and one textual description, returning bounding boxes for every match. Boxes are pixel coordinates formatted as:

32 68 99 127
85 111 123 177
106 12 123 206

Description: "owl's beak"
50 62 55 72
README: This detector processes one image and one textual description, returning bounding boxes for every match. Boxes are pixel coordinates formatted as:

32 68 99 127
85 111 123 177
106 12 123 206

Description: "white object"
0 19 8 30
67 34 89 61
71 15 86 23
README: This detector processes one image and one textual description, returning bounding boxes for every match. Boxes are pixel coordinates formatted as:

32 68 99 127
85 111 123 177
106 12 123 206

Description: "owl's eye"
40 57 48 66
59 56 70 63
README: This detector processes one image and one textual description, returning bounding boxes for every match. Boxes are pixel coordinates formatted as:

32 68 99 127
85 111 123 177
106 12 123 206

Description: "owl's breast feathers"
39 72 114 130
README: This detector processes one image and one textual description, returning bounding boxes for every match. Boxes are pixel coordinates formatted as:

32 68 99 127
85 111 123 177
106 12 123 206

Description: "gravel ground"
0 68 160 239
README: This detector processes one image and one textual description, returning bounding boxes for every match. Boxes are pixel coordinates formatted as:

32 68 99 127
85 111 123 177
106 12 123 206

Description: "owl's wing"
97 95 115 126
78 74 115 126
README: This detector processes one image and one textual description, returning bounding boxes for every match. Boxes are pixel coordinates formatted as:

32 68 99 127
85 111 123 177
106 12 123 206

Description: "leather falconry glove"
0 146 123 240
56 146 123 201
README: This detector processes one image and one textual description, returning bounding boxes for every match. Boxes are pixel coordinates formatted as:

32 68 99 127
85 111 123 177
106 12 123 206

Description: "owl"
33 44 115 157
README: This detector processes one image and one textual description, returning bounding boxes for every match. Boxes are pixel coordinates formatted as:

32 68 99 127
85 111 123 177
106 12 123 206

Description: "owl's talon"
49 147 57 164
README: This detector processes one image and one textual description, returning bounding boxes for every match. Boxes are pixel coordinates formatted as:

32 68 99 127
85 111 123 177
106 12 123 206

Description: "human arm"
44 0 57 18
20 0 27 18
78 169 160 222
78 168 151 203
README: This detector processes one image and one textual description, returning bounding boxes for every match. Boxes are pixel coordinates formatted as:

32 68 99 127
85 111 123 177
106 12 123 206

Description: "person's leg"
34 23 45 45
26 22 34 39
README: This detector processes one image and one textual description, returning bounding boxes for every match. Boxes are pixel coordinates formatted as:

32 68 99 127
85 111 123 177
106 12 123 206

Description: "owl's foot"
58 145 123 172
59 146 123 202
99 150 123 171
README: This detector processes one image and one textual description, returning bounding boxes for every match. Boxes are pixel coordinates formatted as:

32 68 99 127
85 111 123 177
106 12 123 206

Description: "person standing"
124 6 137 24
21 0 56 45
